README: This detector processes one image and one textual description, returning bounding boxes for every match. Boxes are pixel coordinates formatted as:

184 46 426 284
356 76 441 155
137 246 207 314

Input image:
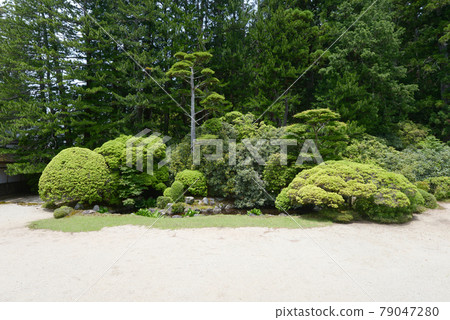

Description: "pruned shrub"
418 189 438 209
163 181 185 203
277 161 424 223
175 170 207 196
53 206 73 219
320 209 355 224
275 188 291 212
156 196 171 209
263 153 300 195
171 202 185 214
39 148 112 205
94 135 169 206
425 177 450 201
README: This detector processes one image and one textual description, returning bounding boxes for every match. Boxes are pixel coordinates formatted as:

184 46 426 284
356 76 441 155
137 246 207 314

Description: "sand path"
0 202 449 301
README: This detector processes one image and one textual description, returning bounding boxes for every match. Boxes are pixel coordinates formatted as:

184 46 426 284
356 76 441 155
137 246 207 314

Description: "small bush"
98 206 109 213
247 208 262 216
263 153 300 195
94 135 169 205
426 177 450 200
320 209 355 224
171 202 185 214
135 208 161 218
156 196 171 209
163 181 185 203
163 187 172 198
175 170 207 196
39 147 112 205
184 209 197 217
54 206 73 219
135 197 157 209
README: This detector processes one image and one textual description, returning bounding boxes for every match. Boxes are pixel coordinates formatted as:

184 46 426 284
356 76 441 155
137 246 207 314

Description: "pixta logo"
126 129 171 175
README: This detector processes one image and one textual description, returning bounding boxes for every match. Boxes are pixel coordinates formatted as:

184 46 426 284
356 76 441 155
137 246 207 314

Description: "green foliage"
320 209 355 224
39 148 112 205
247 208 262 216
396 121 430 148
156 196 172 210
418 189 438 209
164 181 185 203
184 209 197 217
287 108 349 160
344 134 450 182
135 198 157 209
275 188 291 212
233 166 270 209
315 0 417 135
53 206 73 219
426 177 450 200
263 154 301 195
95 135 169 206
98 206 109 214
175 170 207 196
171 202 186 215
135 208 161 218
279 160 424 223
245 2 319 124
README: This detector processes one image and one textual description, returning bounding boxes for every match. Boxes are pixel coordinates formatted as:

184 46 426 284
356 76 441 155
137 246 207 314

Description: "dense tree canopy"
0 0 448 182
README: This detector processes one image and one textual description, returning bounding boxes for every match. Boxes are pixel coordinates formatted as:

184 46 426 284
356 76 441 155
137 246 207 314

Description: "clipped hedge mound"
53 206 73 219
94 135 169 206
175 170 207 196
426 177 450 201
39 148 112 205
276 161 424 223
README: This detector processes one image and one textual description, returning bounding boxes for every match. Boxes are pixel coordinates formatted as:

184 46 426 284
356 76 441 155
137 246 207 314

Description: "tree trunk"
190 67 196 153
283 97 289 126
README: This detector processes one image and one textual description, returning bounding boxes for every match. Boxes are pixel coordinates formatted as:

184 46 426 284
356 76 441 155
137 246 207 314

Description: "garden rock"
93 205 100 212
74 203 83 210
82 210 96 215
185 196 194 205
224 204 234 210
213 207 221 214
172 215 182 219
201 197 209 205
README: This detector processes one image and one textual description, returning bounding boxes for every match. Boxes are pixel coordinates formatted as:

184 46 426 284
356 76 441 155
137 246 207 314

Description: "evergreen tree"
166 51 225 151
246 0 321 126
315 0 417 134
393 0 449 140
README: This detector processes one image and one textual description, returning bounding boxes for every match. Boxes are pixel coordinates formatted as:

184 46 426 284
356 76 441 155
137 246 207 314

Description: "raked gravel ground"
0 201 449 302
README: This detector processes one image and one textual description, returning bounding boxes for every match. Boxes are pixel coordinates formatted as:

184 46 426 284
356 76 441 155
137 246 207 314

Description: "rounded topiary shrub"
94 135 169 206
156 196 171 209
163 181 185 202
418 189 438 209
175 170 207 196
53 206 73 219
277 160 424 223
39 147 112 205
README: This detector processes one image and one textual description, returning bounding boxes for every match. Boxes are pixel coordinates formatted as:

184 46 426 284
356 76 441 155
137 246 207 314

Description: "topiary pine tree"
286 108 349 160
166 52 225 153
